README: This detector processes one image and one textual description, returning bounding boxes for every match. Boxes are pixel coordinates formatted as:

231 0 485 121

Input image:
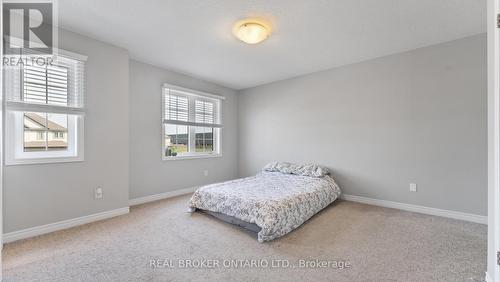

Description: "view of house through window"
22 63 70 152
4 50 86 165
23 112 68 152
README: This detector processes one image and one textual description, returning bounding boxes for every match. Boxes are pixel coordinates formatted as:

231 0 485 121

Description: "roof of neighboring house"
24 113 67 132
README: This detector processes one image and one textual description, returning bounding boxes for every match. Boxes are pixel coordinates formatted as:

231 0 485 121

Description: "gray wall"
238 34 487 215
129 60 238 199
3 31 486 234
3 29 130 233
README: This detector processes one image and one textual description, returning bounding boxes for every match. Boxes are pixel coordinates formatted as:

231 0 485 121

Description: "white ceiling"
58 0 486 90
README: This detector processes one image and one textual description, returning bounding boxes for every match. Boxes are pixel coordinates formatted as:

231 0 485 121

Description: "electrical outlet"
409 183 417 192
95 187 103 199
204 170 208 177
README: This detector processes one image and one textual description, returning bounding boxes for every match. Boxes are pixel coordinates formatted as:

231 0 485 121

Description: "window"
53 131 65 139
4 50 86 165
162 84 223 159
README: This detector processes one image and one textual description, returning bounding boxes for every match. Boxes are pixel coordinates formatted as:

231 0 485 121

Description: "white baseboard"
485 272 492 282
341 194 487 225
3 207 129 244
129 186 198 206
3 192 484 244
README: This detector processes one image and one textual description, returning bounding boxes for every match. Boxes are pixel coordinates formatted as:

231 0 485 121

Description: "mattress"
188 171 341 242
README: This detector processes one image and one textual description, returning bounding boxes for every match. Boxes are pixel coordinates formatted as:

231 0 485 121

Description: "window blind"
195 100 215 124
165 93 188 122
23 64 68 106
163 87 222 128
5 51 86 115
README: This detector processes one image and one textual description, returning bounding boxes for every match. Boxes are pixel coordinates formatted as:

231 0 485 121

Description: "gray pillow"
262 162 330 177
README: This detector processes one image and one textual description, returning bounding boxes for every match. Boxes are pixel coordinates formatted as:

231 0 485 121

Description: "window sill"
162 154 222 161
5 156 84 166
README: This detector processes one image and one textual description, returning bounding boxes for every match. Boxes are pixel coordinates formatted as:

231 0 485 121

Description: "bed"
188 162 342 242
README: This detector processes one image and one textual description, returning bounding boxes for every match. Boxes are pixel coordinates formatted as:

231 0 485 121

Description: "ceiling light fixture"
233 19 271 44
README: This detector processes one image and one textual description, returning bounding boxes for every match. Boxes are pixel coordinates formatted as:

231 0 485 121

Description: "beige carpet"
3 195 486 282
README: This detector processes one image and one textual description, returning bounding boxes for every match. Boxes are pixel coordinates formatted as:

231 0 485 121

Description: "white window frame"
162 84 224 161
4 49 86 165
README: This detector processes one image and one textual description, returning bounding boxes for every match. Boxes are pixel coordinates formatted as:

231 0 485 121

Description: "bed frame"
198 209 262 233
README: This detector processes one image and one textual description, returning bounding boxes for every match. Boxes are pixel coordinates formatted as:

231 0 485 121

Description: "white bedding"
188 171 341 242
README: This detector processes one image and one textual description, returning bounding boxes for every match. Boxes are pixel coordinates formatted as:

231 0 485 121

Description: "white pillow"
262 162 330 177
